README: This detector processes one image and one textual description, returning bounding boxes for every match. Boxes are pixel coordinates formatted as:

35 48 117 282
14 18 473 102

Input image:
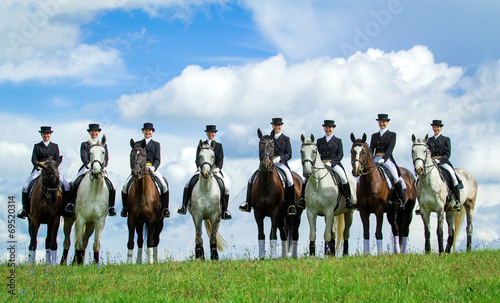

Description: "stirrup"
108 207 116 217
345 198 353 209
162 208 170 218
395 201 405 210
239 202 251 213
415 208 421 215
288 205 297 215
177 206 187 215
222 211 232 220
65 203 75 213
17 209 27 219
453 202 461 211
120 208 128 217
297 198 306 209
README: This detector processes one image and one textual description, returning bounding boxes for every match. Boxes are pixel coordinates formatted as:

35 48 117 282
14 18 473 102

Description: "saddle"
187 173 225 200
126 173 166 194
325 167 344 206
27 177 40 199
250 168 287 190
378 165 396 191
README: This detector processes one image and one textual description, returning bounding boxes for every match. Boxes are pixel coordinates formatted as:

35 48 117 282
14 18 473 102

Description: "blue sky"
1 1 500 263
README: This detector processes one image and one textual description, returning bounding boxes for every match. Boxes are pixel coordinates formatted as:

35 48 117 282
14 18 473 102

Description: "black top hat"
87 123 102 132
376 114 390 121
430 120 444 126
142 122 155 132
322 120 336 127
39 126 53 133
270 117 284 125
205 125 218 132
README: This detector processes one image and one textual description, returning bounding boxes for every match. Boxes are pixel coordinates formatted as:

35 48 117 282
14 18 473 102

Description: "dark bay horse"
252 129 303 259
27 156 64 265
126 139 165 264
350 134 416 255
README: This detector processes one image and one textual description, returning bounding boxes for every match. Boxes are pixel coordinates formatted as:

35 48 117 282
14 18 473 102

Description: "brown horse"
27 156 64 265
126 139 165 264
350 134 416 255
252 129 303 259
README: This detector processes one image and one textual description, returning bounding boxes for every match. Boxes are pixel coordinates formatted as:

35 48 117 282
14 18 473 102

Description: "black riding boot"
452 185 461 211
17 192 30 219
62 190 72 217
239 182 252 212
297 179 307 209
286 185 297 215
395 181 405 210
177 187 189 215
120 192 128 217
342 183 353 208
107 188 116 216
161 191 170 218
221 193 232 220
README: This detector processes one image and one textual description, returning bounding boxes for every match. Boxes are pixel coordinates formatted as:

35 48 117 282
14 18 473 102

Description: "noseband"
199 146 214 176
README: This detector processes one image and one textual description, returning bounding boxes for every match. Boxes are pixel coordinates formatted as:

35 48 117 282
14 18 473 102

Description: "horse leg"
465 202 474 252
92 219 105 264
445 211 455 253
277 216 287 259
386 210 400 254
28 219 41 265
291 209 301 258
210 219 220 261
136 223 144 264
360 210 371 255
269 216 279 259
126 220 135 264
255 214 266 259
375 211 384 255
343 210 354 256
153 220 164 263
307 209 317 257
420 211 432 253
193 216 205 260
324 213 335 257
436 210 445 254
74 216 86 265
60 216 75 265
49 217 61 266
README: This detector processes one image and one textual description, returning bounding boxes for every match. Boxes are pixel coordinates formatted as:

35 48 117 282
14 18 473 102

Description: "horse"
300 134 355 257
251 129 303 259
350 133 417 255
27 156 64 265
60 137 109 265
188 140 228 260
411 135 478 253
126 139 165 264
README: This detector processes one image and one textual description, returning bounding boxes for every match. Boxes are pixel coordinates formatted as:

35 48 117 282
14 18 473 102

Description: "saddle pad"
127 174 162 194
378 166 393 191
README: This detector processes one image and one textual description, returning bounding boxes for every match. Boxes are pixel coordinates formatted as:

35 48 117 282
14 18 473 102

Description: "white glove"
148 166 156 173
377 159 385 164
324 161 332 167
273 156 281 164
435 159 440 164
86 164 90 169
212 167 220 174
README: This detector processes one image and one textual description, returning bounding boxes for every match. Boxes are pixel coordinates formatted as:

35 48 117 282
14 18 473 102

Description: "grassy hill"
2 249 499 302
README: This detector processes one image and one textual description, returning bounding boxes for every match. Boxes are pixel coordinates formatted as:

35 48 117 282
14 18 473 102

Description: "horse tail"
286 215 293 253
204 220 228 251
334 214 345 252
453 204 466 252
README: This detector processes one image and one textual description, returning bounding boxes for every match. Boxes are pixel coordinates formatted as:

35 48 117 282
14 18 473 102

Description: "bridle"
131 146 147 179
259 139 275 171
40 165 60 202
351 143 380 176
198 145 214 177
412 143 436 176
301 142 329 181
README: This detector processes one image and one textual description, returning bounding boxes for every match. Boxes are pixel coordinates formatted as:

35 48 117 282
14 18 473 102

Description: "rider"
177 125 232 220
427 119 461 211
369 114 406 210
297 120 353 209
18 126 70 219
239 117 297 215
120 122 170 218
64 123 116 217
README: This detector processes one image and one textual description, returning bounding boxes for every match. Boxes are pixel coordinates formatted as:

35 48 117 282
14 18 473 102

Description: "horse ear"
199 140 204 149
424 134 429 143
311 134 315 142
350 133 355 143
362 133 367 143
257 128 263 139
411 134 416 143
270 129 275 139
130 139 135 148
101 135 106 145
301 134 305 143
56 155 63 167
210 140 215 148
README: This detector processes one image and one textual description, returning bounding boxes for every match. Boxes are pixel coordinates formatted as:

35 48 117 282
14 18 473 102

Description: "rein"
40 170 59 201
412 143 437 176
352 143 380 176
301 143 329 181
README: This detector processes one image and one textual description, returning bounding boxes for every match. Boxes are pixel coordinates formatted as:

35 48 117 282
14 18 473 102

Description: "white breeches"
185 170 229 194
331 164 348 184
122 166 168 194
276 163 294 187
441 163 458 186
23 170 70 192
373 156 404 185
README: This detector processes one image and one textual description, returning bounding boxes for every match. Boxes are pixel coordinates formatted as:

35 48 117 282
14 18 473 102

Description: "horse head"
130 139 147 179
89 135 106 180
198 140 215 179
257 128 275 172
300 134 317 178
35 156 62 203
411 134 430 175
350 133 369 177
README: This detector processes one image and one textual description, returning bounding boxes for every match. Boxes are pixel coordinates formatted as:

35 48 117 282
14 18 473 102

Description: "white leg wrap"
292 241 298 258
127 249 133 264
270 240 277 259
147 247 153 264
258 240 266 259
377 239 383 255
402 237 409 254
46 249 51 265
137 249 143 265
28 250 36 265
363 239 370 255
393 236 400 254
281 241 287 258
51 250 57 266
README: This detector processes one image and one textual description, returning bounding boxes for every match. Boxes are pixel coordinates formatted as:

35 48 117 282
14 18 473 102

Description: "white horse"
411 135 478 253
300 134 355 256
189 140 227 260
61 136 109 264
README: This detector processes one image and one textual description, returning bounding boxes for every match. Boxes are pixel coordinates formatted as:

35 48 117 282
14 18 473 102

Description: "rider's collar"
144 137 152 145
207 139 213 145
274 132 282 139
326 134 333 142
434 134 441 139
43 141 50 146
90 138 98 144
379 128 388 136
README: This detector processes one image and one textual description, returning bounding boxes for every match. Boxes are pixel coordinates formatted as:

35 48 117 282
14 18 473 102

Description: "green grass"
2 250 500 302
